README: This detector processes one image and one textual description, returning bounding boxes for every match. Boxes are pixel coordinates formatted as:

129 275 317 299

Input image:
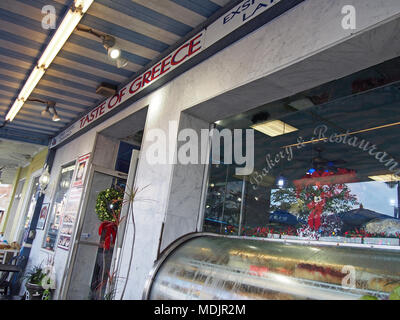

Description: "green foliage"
360 286 400 300
24 265 46 285
271 184 358 218
360 295 378 300
389 286 400 300
95 187 124 222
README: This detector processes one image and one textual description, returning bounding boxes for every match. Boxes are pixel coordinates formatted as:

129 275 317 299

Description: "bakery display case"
143 233 400 300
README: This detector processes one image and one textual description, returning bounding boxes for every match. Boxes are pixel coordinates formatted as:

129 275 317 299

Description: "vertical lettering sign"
51 32 205 147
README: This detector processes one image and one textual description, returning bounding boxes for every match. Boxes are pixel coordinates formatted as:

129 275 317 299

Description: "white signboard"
205 0 282 48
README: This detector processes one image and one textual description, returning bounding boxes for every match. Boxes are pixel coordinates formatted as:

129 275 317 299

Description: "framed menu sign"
36 203 50 230
57 186 83 250
72 153 90 188
57 153 91 250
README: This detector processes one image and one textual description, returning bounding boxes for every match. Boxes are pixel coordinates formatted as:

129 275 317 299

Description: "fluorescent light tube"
5 0 94 122
75 0 94 13
18 67 45 100
38 11 82 69
6 67 46 121
251 120 298 137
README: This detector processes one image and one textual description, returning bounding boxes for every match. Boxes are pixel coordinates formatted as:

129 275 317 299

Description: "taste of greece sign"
50 32 205 147
51 0 296 148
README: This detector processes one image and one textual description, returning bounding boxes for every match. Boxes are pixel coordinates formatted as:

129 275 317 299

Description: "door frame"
59 164 127 299
109 149 140 298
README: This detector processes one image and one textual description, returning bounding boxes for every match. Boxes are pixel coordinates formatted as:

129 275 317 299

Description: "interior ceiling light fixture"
5 0 94 122
251 120 298 137
368 174 400 182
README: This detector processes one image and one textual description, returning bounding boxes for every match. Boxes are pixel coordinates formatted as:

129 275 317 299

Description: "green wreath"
95 187 124 222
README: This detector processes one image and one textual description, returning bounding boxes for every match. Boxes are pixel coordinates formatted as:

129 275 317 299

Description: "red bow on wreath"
307 194 326 230
98 221 118 250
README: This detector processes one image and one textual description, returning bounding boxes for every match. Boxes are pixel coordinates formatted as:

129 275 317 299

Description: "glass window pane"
42 163 75 251
202 57 400 246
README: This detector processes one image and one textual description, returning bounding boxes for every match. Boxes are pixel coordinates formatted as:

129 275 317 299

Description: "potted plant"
23 265 52 300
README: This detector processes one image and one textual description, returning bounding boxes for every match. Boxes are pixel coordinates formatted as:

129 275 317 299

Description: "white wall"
27 129 96 298
29 0 400 300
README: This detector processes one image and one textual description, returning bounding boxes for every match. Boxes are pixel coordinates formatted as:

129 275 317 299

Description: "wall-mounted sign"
51 0 302 148
36 203 50 230
57 186 83 250
50 32 205 148
205 0 282 48
72 153 90 188
58 153 90 250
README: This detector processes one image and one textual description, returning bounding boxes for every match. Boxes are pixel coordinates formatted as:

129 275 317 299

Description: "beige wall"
2 148 48 241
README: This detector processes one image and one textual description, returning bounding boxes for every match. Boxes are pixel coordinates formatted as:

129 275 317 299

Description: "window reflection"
43 163 75 251
203 57 400 245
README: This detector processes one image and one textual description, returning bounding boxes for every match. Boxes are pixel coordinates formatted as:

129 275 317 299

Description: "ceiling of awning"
0 0 232 146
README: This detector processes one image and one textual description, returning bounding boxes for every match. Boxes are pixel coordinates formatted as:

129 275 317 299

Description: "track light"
41 105 51 117
102 35 120 60
28 98 61 122
116 57 128 68
76 26 128 68
52 105 61 122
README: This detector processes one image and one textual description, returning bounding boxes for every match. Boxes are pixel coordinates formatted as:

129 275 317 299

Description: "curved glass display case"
144 233 400 300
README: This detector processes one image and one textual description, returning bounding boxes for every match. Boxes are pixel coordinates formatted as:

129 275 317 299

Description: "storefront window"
18 176 40 244
43 163 75 251
203 57 400 246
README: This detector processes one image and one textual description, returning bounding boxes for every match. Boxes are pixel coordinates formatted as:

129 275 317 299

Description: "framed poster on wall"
72 153 90 188
36 203 49 230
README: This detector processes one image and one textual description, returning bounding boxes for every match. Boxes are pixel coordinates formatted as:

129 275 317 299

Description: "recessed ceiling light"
368 174 400 182
288 97 314 110
251 120 298 137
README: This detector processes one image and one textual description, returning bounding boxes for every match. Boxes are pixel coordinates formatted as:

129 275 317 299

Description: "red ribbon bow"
307 195 326 230
98 221 118 250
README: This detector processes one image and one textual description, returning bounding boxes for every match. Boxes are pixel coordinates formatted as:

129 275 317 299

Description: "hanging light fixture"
41 103 51 117
76 26 128 69
49 101 61 122
101 34 120 59
39 165 51 195
28 98 61 122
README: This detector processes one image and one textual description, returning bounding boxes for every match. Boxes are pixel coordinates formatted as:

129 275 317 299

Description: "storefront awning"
0 0 232 145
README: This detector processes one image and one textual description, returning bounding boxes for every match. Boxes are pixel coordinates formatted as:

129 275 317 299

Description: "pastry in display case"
143 233 400 300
